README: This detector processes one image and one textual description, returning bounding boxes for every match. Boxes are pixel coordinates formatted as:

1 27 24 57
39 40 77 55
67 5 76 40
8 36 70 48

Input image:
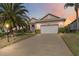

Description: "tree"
64 3 79 31
0 3 29 42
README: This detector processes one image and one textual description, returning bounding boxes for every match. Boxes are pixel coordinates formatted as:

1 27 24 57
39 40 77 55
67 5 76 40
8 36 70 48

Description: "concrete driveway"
0 34 72 56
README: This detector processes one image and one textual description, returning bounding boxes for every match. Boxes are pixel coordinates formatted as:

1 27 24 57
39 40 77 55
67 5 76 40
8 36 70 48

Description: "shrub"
59 27 70 33
59 28 65 33
35 29 40 34
0 28 5 37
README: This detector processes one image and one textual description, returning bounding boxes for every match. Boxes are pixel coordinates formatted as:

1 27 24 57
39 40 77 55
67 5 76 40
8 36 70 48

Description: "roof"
36 13 65 23
40 13 60 20
67 18 78 27
30 13 65 24
30 18 38 23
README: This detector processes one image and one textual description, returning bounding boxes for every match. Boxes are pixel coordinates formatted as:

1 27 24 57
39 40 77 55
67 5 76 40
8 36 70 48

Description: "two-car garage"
40 24 58 34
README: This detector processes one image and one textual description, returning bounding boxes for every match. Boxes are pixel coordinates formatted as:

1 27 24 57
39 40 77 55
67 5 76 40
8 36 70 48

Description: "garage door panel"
41 25 58 33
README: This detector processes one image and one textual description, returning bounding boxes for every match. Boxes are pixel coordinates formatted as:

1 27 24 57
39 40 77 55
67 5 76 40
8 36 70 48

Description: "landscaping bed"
0 32 36 49
60 33 79 56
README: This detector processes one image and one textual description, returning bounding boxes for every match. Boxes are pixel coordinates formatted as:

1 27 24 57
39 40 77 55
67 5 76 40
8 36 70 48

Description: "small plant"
35 29 40 34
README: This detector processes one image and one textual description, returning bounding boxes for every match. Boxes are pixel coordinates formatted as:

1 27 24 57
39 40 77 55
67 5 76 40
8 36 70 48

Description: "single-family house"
30 13 65 33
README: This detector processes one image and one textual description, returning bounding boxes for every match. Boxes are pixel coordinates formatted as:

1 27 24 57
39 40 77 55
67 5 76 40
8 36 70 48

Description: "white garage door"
40 25 58 34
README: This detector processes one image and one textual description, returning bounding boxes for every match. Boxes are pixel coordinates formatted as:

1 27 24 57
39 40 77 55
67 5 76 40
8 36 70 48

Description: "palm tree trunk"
28 24 30 31
15 26 17 31
18 25 20 30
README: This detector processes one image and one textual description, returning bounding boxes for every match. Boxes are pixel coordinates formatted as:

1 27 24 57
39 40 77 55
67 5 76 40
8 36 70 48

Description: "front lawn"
60 33 79 56
0 32 36 49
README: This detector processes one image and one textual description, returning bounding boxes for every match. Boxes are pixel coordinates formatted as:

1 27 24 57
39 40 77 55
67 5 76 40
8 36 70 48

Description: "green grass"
60 33 79 56
0 32 36 49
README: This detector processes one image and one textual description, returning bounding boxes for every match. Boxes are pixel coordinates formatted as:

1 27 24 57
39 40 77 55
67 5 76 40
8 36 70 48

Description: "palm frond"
64 3 74 9
0 3 29 29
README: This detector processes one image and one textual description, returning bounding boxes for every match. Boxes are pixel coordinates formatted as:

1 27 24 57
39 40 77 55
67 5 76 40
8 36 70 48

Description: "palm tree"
64 3 79 31
0 3 29 42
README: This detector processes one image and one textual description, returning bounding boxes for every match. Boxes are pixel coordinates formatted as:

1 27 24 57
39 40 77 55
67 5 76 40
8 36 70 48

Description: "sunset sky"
24 3 77 26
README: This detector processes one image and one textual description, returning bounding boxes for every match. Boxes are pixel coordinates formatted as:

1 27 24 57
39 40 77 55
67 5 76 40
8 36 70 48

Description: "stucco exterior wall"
35 21 64 30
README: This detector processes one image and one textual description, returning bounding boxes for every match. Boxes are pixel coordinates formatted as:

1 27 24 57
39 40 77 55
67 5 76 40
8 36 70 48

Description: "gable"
40 13 64 22
31 18 38 23
31 14 65 24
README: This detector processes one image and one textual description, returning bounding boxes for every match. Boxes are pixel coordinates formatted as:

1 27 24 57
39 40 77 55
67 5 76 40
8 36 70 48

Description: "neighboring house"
67 18 79 31
30 13 65 33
